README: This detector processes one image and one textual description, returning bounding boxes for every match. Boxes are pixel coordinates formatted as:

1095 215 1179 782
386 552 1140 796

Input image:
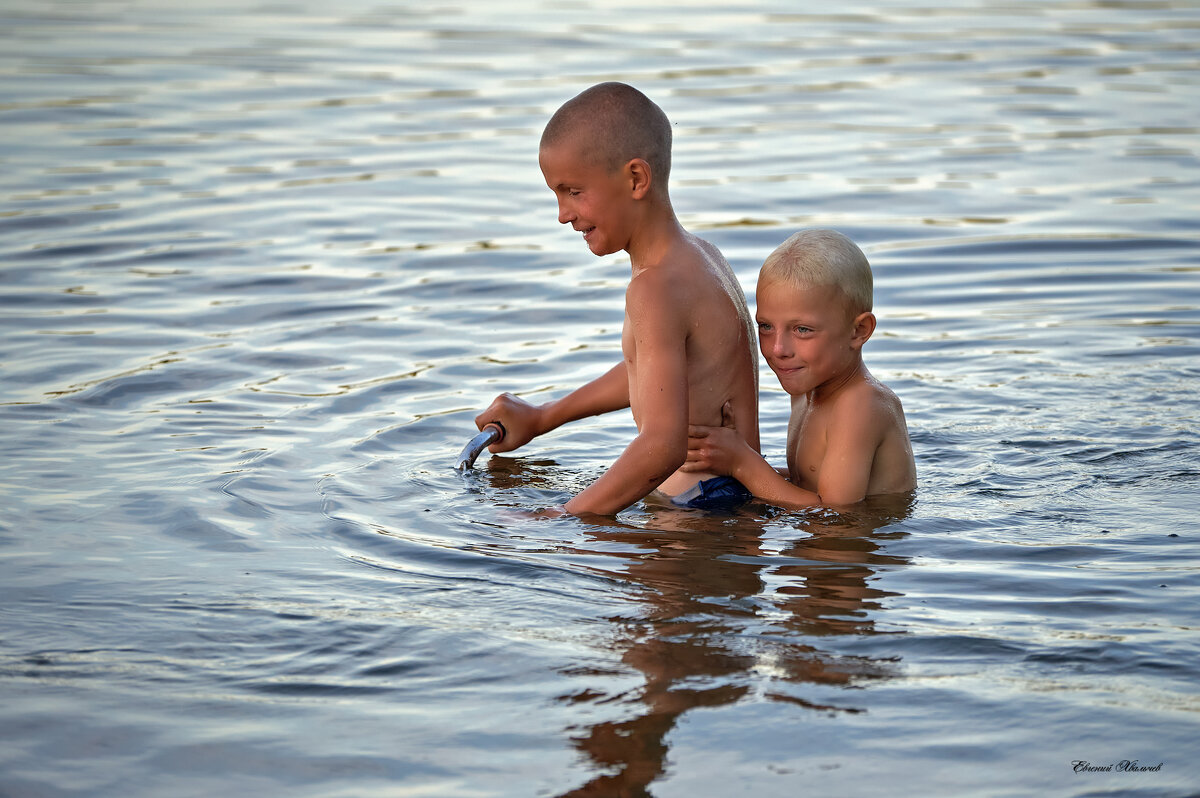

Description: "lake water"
2 1 1199 796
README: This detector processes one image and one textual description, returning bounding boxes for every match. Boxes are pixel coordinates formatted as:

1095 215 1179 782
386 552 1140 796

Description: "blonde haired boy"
475 82 760 516
685 229 916 507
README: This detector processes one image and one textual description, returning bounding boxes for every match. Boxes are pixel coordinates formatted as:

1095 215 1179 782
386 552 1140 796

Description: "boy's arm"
563 275 689 516
687 394 884 508
810 393 886 506
475 363 629 453
686 423 823 507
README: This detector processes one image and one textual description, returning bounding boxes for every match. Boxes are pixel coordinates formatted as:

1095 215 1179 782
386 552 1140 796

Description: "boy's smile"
755 279 868 398
539 142 633 257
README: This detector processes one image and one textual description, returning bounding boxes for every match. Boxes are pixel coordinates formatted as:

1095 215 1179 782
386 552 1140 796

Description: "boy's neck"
625 199 686 274
808 359 870 404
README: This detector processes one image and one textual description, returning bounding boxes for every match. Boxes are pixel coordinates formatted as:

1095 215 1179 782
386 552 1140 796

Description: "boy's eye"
757 322 772 332
794 326 813 335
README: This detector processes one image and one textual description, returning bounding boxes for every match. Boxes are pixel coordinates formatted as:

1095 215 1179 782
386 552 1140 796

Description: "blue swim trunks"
670 475 753 511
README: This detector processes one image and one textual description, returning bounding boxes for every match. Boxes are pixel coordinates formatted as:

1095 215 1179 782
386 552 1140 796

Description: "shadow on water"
480 462 914 797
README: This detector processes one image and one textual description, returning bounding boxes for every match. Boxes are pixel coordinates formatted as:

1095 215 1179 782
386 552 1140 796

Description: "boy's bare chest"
787 404 827 491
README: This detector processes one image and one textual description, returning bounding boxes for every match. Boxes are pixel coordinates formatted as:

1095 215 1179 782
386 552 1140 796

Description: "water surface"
2 1 1199 796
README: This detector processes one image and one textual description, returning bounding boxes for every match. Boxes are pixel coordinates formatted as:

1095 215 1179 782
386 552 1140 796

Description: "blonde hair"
759 229 873 314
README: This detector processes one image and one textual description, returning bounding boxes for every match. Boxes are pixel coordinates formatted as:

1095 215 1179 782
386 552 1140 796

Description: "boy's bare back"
625 233 759 498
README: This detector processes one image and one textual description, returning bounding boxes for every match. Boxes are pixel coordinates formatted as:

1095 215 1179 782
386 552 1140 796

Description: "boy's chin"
773 372 811 396
587 242 620 257
582 231 625 257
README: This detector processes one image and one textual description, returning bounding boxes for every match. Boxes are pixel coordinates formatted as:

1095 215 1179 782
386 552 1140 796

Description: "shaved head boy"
541 82 673 186
475 82 760 515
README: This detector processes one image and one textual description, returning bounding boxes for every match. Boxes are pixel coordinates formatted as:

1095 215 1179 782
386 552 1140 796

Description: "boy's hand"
475 392 543 453
683 401 750 475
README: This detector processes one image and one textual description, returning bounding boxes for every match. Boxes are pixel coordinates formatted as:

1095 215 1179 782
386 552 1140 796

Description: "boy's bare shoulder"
626 258 678 298
828 371 908 433
624 263 690 337
688 232 727 266
864 372 906 411
626 234 721 304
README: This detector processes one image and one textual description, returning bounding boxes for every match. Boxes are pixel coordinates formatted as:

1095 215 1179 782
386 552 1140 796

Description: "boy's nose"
557 198 575 225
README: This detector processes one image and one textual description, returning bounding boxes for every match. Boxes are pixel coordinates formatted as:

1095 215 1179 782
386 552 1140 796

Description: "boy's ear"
850 311 876 349
626 158 652 199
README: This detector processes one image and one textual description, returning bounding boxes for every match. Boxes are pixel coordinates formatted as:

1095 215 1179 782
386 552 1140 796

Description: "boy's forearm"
541 363 629 432
564 430 683 516
732 451 822 508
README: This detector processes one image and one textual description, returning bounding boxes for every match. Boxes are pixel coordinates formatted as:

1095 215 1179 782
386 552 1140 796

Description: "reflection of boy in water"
557 506 911 797
475 82 760 516
686 229 917 507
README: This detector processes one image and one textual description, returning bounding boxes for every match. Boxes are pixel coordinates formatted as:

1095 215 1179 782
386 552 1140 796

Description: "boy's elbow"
666 447 688 478
654 447 687 481
816 485 867 508
640 435 686 482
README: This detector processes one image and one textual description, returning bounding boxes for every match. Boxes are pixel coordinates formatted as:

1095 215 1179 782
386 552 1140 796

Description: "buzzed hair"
540 82 672 185
760 229 873 314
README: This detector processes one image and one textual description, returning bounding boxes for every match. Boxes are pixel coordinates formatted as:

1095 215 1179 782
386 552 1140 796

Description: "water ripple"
3 1 1200 795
